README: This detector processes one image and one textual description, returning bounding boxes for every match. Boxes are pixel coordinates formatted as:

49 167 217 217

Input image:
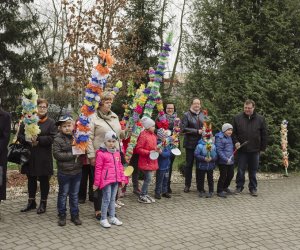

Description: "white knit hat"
157 128 167 140
104 130 117 142
222 123 233 133
141 116 155 129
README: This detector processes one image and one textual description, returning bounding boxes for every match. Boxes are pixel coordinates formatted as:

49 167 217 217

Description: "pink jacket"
135 130 158 171
94 148 125 190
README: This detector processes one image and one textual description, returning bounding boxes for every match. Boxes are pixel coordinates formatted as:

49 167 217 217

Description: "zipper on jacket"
104 170 108 180
112 153 117 182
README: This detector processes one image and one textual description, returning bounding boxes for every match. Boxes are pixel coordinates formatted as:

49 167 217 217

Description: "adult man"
181 98 204 193
0 101 11 204
233 99 267 196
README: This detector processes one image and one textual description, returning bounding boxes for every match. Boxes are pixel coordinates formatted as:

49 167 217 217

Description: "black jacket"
18 117 57 176
181 110 204 149
53 132 82 175
0 109 11 200
232 112 267 153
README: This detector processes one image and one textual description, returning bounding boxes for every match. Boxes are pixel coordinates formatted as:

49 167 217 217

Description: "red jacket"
135 130 158 171
94 148 125 190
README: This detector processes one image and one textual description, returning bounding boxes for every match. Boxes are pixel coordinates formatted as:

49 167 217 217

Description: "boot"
37 200 47 214
20 199 37 212
71 214 82 225
58 214 66 226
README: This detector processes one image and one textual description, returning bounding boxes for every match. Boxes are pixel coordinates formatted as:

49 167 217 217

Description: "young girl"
135 117 159 203
93 131 125 228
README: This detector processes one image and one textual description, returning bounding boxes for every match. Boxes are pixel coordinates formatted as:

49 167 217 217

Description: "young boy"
53 115 82 226
194 129 217 198
155 128 172 199
135 117 159 203
215 123 234 198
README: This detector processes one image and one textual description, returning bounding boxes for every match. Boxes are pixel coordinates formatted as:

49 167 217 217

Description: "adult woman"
87 92 125 220
0 105 11 204
164 102 178 193
18 98 57 214
181 98 204 193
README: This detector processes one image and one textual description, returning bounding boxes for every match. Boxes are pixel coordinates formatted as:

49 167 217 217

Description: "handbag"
7 143 31 165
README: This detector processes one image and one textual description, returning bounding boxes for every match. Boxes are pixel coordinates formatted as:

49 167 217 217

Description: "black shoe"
20 199 37 212
224 188 234 195
95 212 101 221
58 214 66 226
168 187 172 194
37 200 47 214
217 192 227 198
235 188 242 194
199 191 205 198
162 193 171 198
206 192 213 198
78 199 85 204
183 186 190 193
250 190 258 197
154 194 161 199
71 215 82 225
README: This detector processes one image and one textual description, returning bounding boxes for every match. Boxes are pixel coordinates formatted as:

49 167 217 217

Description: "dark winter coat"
18 117 57 176
232 112 268 153
181 110 204 149
0 109 11 201
53 132 82 175
194 139 218 171
158 145 172 171
215 132 234 165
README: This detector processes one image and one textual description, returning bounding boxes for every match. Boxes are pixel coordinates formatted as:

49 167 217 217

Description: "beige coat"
87 110 124 159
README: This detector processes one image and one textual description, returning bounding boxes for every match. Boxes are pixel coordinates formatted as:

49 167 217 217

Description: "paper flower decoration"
22 88 41 141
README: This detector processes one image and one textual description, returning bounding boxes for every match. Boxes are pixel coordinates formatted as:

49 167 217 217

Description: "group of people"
0 95 267 229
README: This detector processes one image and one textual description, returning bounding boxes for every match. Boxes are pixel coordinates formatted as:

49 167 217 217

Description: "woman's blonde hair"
100 91 114 104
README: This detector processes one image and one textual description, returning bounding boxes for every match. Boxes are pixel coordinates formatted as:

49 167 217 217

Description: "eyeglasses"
38 106 48 109
166 108 174 109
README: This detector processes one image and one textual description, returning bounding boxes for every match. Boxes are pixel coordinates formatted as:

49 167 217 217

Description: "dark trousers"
217 164 234 193
155 169 169 195
130 154 139 191
27 175 50 200
184 148 199 188
91 168 102 211
78 164 93 201
167 154 175 191
236 152 260 191
57 172 82 216
197 169 214 193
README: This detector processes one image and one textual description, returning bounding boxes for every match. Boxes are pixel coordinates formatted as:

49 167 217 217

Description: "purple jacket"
94 148 125 190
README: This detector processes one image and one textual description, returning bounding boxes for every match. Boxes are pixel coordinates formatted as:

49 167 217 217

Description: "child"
135 117 159 203
53 115 82 226
194 130 217 198
93 131 125 228
155 128 172 199
215 123 234 198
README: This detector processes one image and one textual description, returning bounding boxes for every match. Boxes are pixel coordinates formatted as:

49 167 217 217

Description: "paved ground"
0 175 300 250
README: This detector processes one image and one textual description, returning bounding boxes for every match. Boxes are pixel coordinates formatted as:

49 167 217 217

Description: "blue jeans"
140 170 152 196
57 172 82 216
155 169 169 195
101 182 118 220
236 152 260 191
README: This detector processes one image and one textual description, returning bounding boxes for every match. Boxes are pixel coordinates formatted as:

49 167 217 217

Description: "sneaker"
154 193 161 199
78 199 85 204
199 191 206 198
162 193 171 198
138 195 151 204
217 192 227 198
115 202 122 209
133 189 141 196
109 217 123 226
224 188 234 195
71 215 82 225
183 186 190 193
116 200 125 206
235 187 243 194
250 190 258 197
145 195 155 203
100 219 111 228
206 192 213 198
58 214 66 227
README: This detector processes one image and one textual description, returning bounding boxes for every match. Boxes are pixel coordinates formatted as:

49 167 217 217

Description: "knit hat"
104 130 117 142
141 116 155 129
222 123 233 133
157 128 167 140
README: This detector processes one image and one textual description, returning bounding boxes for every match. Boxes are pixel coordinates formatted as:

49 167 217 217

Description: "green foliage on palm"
184 0 300 171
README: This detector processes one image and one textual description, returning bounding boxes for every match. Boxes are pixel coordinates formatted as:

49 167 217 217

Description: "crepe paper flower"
21 88 41 142
281 120 289 176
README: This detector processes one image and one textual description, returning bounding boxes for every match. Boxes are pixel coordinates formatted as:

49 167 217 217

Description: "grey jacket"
53 132 82 175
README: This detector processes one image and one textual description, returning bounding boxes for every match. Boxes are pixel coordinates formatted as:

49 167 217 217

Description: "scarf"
166 112 177 130
38 115 48 124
